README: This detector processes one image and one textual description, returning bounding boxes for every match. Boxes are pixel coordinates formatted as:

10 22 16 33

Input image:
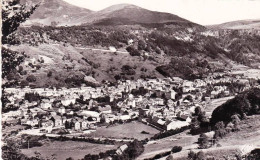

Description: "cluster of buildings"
3 70 256 135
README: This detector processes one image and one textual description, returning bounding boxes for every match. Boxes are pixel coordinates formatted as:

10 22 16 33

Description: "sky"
63 0 260 25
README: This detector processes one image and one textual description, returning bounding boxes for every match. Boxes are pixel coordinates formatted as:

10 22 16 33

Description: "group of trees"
18 25 136 48
210 88 260 125
121 65 136 75
190 106 209 135
24 92 41 103
126 46 141 56
156 57 211 80
213 114 241 142
2 0 39 113
187 150 207 160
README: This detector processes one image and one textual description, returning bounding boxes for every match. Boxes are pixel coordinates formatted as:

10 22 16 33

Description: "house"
183 81 195 93
128 39 134 45
119 114 131 121
98 105 112 114
177 113 192 123
58 107 66 114
52 116 62 127
116 144 128 155
171 90 176 99
80 110 100 118
61 99 76 106
127 99 136 108
74 121 81 131
165 120 189 130
41 120 54 128
154 98 164 105
81 121 89 130
40 102 52 109
109 46 117 52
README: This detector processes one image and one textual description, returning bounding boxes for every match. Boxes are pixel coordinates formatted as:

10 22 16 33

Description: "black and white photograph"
1 0 260 159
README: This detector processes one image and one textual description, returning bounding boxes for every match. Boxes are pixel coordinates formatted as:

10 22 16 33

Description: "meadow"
21 140 118 160
87 121 160 140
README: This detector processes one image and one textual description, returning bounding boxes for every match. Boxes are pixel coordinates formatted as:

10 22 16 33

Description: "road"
51 43 129 54
77 47 129 54
18 128 133 142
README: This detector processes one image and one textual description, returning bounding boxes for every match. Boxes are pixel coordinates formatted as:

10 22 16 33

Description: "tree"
231 114 240 131
26 75 37 82
2 0 39 44
188 150 206 160
194 106 202 116
47 71 53 77
2 0 39 87
127 140 144 159
2 48 25 80
196 151 206 160
188 150 196 160
2 0 38 109
171 146 182 153
215 121 225 130
24 92 40 102
2 139 28 160
198 133 209 149
247 149 260 160
138 40 146 51
214 121 227 140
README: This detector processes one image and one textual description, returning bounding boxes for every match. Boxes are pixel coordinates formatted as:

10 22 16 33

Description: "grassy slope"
21 140 118 160
86 121 160 140
10 43 165 87
11 44 89 87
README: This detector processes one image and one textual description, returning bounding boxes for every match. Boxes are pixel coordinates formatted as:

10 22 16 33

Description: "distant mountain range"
21 0 195 26
208 19 260 30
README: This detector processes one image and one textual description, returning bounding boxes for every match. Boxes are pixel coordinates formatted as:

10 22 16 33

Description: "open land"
87 121 160 140
21 140 118 160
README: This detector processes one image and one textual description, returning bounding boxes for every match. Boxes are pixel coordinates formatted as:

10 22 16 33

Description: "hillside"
211 88 260 125
8 21 260 88
10 24 236 87
74 4 193 26
20 0 92 26
208 19 260 30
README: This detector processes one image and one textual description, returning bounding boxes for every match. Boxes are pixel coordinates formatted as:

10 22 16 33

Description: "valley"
2 0 260 160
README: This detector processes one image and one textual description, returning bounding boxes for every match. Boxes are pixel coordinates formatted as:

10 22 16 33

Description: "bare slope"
208 19 260 30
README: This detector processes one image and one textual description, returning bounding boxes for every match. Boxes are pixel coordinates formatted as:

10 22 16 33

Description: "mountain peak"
98 3 142 14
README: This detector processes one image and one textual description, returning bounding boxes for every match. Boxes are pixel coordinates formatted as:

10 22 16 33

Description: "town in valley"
2 0 260 160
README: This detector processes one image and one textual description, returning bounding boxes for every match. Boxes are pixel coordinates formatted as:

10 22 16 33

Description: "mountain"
69 3 192 26
20 0 92 26
208 19 260 30
21 1 196 26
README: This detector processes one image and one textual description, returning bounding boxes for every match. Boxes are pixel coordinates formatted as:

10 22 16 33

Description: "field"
205 96 234 117
87 121 160 140
137 131 199 160
21 140 118 160
219 115 260 148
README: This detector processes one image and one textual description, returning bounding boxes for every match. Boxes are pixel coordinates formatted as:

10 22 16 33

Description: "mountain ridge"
208 19 260 30
21 0 195 26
